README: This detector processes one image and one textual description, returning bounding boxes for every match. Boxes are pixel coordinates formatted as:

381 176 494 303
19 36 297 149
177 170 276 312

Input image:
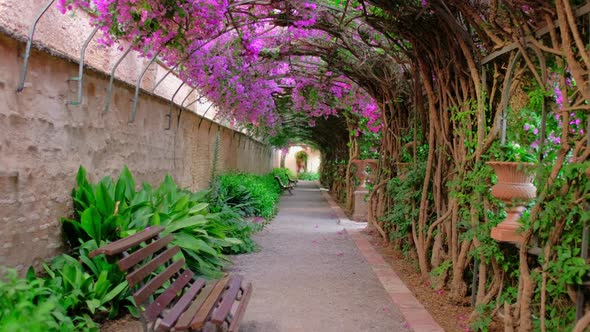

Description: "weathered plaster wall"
0 32 273 270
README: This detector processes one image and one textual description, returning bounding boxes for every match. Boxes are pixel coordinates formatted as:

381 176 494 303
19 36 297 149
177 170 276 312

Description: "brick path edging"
320 189 445 332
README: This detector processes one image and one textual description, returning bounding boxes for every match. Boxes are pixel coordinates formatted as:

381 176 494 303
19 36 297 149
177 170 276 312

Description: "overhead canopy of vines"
60 0 590 330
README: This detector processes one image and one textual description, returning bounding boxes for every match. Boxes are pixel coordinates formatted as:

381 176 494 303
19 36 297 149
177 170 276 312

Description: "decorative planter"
365 159 379 185
350 159 369 190
487 161 537 244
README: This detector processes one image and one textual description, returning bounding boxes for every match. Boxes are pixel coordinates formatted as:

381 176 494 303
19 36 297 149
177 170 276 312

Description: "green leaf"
95 182 115 217
101 281 128 304
81 206 102 245
86 299 101 314
163 215 208 234
189 203 209 214
173 233 219 256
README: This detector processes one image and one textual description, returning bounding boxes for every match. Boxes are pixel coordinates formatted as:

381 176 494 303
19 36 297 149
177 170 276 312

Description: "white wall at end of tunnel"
284 146 321 174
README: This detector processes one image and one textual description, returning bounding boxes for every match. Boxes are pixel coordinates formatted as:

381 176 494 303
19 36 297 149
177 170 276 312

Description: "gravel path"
229 181 409 332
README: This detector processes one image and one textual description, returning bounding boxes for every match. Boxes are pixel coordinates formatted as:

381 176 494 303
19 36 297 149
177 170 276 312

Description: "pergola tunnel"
1 0 590 331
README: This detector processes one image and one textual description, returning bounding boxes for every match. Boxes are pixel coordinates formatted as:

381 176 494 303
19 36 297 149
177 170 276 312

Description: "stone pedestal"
352 189 369 222
490 206 525 243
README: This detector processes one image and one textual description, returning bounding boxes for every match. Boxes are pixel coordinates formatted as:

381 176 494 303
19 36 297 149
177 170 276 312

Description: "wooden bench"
274 175 295 195
287 176 298 187
89 226 252 332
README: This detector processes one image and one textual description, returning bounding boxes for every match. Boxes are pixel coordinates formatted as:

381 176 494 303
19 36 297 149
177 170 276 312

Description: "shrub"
211 171 283 220
298 172 319 181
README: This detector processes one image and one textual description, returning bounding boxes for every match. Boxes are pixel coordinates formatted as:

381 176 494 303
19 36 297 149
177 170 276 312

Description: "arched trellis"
15 1 590 329
14 1 261 136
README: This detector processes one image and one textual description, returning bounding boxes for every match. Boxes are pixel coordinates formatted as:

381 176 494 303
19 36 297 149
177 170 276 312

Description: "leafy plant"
42 254 128 317
211 171 283 220
298 172 319 180
0 267 98 332
295 150 308 163
490 141 536 163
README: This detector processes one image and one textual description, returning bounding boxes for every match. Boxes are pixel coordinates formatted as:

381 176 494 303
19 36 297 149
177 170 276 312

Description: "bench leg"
228 283 253 332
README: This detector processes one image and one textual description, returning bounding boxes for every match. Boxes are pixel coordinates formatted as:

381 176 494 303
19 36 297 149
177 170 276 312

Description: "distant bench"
89 226 252 332
274 176 295 195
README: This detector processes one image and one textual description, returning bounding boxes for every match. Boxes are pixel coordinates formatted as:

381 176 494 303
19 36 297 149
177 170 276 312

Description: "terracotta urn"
487 161 537 244
350 159 369 190
365 159 379 184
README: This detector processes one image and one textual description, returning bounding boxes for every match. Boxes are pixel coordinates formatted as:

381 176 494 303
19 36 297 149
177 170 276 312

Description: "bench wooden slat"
133 258 184 305
210 275 243 324
228 282 253 332
118 235 174 271
174 281 217 331
127 246 180 287
89 226 165 258
157 277 206 331
144 269 194 322
190 277 231 330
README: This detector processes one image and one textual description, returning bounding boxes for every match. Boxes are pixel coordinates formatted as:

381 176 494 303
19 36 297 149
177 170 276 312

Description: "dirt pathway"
229 181 410 332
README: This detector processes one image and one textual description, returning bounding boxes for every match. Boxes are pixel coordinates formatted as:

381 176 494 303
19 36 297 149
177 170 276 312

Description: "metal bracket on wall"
171 87 197 129
180 87 196 108
67 26 99 105
16 0 56 92
164 81 185 130
197 104 215 130
129 51 160 123
236 135 242 150
183 94 202 110
151 58 188 94
103 46 132 114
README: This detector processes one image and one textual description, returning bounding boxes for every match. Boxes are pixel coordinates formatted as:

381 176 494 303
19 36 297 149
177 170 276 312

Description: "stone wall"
0 32 274 270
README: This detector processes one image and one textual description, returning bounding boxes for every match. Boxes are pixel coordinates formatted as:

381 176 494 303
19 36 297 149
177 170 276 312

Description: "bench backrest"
89 226 195 321
274 175 288 188
89 227 252 332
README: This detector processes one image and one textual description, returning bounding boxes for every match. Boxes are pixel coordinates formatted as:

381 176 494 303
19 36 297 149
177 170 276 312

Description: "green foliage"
42 254 128 318
62 166 258 278
489 141 536 163
0 166 267 331
211 170 283 220
0 268 98 332
272 167 296 184
298 172 319 181
295 150 308 162
380 146 428 248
